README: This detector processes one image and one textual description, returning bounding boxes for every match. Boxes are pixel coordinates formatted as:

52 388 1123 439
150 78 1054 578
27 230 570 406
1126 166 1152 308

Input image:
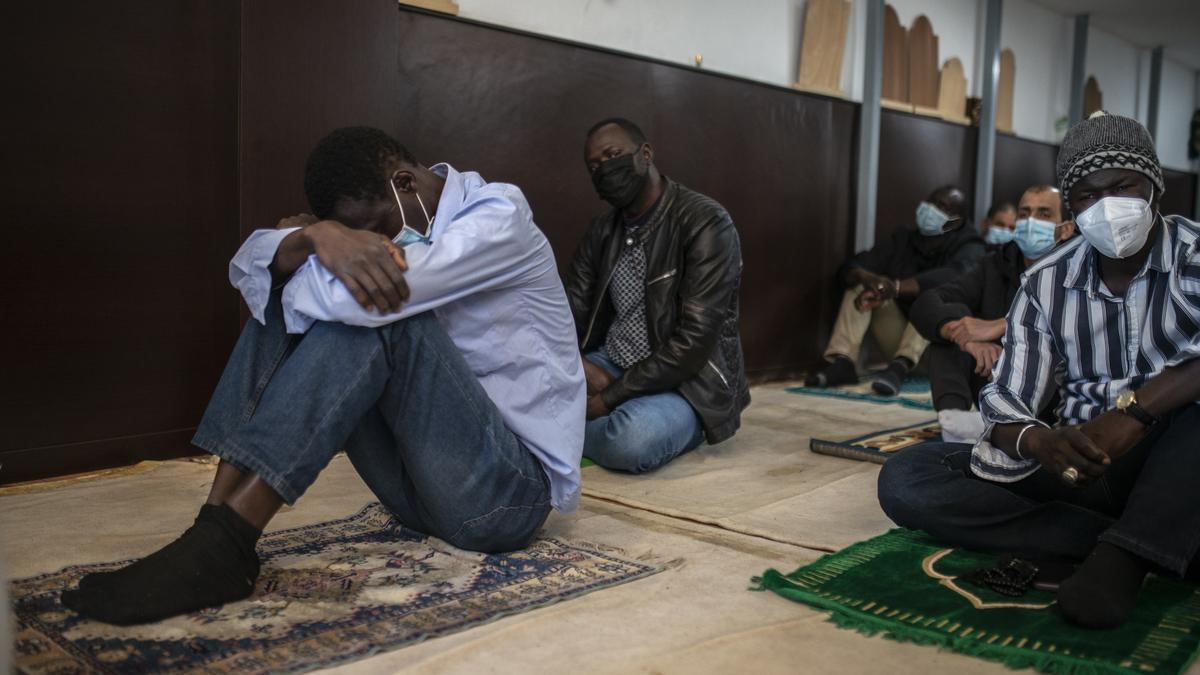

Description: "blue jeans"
192 294 551 553
878 404 1200 575
583 351 704 474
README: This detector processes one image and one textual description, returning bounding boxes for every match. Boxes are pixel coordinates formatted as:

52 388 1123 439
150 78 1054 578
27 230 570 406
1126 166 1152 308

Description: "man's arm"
839 234 896 289
975 283 1077 474
908 264 983 342
598 210 741 411
912 236 986 292
284 187 540 332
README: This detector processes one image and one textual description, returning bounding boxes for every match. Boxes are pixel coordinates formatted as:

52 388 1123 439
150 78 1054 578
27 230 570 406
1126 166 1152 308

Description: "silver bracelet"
1014 423 1038 460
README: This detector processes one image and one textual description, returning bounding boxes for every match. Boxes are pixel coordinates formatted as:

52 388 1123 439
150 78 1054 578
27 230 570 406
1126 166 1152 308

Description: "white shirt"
229 164 586 511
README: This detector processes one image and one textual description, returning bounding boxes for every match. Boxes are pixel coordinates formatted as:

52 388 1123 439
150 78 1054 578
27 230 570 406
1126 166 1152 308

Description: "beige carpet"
581 386 933 551
0 383 1082 674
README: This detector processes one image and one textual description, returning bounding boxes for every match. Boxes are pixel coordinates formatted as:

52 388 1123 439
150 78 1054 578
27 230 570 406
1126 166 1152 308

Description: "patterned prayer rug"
12 503 662 674
786 377 935 411
809 420 941 464
755 529 1200 675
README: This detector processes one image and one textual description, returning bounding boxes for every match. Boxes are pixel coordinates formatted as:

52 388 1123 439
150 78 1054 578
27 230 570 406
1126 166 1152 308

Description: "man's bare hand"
586 395 610 421
855 288 884 312
307 220 410 313
277 213 319 230
583 359 615 397
962 341 1003 378
1019 426 1110 486
944 316 1006 347
1080 410 1146 462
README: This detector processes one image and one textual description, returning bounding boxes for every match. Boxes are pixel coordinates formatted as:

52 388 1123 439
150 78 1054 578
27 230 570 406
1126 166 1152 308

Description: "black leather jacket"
564 179 750 444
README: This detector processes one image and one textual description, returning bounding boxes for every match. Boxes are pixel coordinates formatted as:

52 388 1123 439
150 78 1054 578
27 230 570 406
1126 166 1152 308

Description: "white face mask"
390 177 433 247
1073 187 1156 259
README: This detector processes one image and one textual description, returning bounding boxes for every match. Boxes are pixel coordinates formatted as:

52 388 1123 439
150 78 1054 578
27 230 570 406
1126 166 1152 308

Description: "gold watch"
1115 391 1157 427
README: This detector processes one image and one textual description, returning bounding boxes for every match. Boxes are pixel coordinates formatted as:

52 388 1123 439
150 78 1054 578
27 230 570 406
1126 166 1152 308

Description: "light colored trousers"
823 286 929 366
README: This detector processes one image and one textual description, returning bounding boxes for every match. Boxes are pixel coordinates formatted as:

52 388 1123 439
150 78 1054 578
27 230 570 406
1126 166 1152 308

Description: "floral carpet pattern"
12 503 661 674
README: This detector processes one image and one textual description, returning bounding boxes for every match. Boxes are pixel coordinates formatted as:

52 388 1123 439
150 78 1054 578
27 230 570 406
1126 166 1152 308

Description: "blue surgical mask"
390 177 433 247
984 226 1015 245
1013 217 1058 259
916 201 954 236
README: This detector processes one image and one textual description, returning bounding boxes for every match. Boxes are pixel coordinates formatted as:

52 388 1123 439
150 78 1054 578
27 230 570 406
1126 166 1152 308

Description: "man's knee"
586 402 695 474
877 445 958 528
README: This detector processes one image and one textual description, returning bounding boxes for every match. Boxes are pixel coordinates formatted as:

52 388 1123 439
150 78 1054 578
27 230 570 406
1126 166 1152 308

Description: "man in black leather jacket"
564 118 750 473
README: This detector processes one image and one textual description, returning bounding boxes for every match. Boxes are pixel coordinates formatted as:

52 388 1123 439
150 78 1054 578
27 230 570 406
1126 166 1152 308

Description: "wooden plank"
936 57 969 124
996 48 1015 132
1083 76 1103 118
882 4 908 103
398 0 459 15
796 0 851 96
907 15 939 109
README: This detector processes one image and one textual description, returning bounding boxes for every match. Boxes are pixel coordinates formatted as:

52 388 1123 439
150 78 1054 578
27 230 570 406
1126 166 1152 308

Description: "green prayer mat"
754 529 1200 675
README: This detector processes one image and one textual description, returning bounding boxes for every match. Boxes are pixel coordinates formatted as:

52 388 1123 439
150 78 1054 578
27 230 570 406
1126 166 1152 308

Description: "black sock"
1057 542 1149 629
806 355 857 388
871 359 910 396
62 504 261 625
79 504 221 591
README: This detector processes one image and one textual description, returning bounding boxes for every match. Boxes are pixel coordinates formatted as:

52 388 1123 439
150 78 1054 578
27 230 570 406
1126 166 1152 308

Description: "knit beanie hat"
1057 110 1164 198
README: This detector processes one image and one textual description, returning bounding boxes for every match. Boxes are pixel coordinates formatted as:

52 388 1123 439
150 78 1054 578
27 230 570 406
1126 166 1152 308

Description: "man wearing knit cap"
878 111 1200 628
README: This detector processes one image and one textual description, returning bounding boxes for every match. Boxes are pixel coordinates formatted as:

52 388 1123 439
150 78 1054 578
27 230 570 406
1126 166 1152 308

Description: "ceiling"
1032 0 1200 70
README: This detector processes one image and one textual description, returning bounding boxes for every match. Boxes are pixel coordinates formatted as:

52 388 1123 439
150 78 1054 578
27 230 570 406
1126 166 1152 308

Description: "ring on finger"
1061 466 1079 484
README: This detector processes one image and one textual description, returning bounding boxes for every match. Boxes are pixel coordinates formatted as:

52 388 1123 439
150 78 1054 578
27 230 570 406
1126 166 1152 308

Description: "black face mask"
591 152 648 209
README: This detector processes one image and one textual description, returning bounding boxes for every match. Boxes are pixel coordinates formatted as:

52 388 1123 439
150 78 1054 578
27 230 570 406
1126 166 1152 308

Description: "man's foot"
937 409 986 444
78 504 219 591
870 358 911 396
61 504 261 625
804 355 857 388
1057 542 1149 628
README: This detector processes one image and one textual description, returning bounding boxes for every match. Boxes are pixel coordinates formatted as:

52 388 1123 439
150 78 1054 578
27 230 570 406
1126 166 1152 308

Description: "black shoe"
870 359 910 396
804 355 857 388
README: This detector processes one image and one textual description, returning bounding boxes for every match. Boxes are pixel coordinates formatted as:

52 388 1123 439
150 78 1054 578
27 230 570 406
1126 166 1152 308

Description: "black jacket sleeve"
600 210 741 409
908 260 987 343
912 235 985 291
839 234 897 288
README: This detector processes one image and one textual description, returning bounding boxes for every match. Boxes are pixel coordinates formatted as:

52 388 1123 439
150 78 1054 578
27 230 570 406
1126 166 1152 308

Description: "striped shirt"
972 215 1200 481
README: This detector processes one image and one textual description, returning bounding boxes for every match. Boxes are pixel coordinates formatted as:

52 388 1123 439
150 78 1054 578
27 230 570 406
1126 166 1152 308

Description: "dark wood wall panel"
11 0 1198 483
240 0 402 237
1162 169 1198 220
0 1 240 483
239 5 860 380
393 10 859 378
993 134 1059 208
876 111 977 242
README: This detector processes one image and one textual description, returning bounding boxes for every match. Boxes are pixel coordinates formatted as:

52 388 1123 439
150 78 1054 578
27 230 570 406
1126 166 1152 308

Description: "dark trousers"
878 404 1200 575
927 343 987 411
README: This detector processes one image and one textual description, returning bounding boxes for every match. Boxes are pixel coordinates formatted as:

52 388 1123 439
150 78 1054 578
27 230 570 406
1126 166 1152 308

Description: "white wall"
455 0 811 89
1084 26 1142 120
1158 57 1198 171
999 0 1071 143
451 0 1198 163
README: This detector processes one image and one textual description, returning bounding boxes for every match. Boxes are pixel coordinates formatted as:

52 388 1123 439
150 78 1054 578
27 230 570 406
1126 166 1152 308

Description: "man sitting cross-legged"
61 126 585 625
565 118 750 474
909 184 1075 438
878 112 1200 629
